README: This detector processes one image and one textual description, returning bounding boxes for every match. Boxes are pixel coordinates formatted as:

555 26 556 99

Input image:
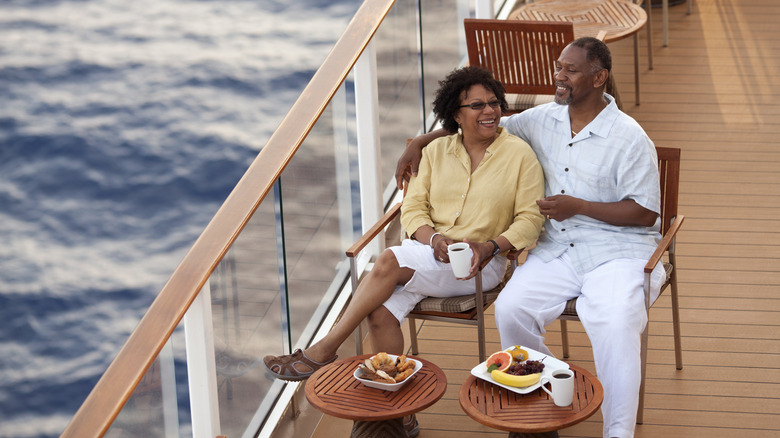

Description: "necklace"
571 129 578 137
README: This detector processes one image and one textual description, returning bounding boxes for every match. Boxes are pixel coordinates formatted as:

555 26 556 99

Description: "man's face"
553 45 598 105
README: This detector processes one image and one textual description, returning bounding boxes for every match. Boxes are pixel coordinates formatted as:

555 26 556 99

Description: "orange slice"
485 351 513 372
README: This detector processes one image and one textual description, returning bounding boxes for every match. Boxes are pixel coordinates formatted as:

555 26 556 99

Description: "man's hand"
537 195 584 222
538 195 657 227
395 128 450 190
394 142 423 190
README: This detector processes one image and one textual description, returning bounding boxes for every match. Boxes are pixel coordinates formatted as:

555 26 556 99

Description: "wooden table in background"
510 0 648 105
459 364 603 433
305 354 447 438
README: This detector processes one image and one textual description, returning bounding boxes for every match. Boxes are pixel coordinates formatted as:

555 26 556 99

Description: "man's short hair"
570 37 612 74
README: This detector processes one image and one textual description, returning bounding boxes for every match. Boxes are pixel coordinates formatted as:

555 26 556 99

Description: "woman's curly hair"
432 66 508 133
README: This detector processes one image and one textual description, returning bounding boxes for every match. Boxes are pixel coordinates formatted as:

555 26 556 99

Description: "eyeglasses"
459 100 501 111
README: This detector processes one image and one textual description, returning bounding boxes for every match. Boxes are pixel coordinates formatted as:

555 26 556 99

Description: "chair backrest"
656 147 681 237
464 18 574 95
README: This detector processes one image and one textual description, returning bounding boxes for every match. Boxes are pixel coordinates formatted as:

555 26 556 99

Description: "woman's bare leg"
303 249 413 363
367 306 404 354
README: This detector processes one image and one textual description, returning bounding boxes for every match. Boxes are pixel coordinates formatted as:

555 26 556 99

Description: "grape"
505 359 545 376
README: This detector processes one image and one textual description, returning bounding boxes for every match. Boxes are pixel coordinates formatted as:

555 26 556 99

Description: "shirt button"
565 168 569 172
461 194 466 199
561 190 565 194
568 143 573 147
561 228 566 231
456 212 460 216
570 243 574 247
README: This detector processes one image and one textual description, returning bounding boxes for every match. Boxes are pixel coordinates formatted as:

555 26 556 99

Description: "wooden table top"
459 364 604 433
510 0 647 43
305 354 448 422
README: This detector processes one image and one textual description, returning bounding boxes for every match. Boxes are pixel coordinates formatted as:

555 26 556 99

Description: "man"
395 37 665 438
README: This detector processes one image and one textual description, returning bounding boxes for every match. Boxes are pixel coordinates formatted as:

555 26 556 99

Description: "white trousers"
383 239 507 324
494 253 665 438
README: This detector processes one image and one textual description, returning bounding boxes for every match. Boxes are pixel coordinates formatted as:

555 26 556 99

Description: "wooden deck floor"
302 0 780 437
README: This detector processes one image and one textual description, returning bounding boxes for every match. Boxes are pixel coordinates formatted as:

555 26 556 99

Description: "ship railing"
60 0 515 437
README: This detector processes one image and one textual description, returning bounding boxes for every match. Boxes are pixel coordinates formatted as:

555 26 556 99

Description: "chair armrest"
644 215 685 273
345 203 402 258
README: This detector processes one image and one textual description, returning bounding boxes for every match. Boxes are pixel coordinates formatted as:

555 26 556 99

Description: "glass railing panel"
277 87 357 349
208 193 286 438
420 0 466 125
374 0 425 182
105 339 182 437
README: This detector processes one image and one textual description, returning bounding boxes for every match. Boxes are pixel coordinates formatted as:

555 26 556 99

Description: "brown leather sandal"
262 348 337 381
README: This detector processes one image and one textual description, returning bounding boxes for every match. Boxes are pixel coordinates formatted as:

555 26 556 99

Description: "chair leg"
560 320 570 359
475 272 487 363
670 261 683 370
408 318 420 356
645 0 654 70
662 0 669 47
633 33 640 105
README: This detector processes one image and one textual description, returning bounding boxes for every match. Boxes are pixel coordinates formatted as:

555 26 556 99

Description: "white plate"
353 354 423 392
470 346 569 394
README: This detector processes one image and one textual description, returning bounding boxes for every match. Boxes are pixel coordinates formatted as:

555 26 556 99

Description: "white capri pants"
383 239 507 324
494 252 665 438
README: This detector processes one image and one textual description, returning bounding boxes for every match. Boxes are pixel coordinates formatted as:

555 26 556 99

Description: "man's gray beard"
555 94 572 105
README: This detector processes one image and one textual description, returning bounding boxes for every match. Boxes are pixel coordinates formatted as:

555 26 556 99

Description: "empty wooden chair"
464 18 574 113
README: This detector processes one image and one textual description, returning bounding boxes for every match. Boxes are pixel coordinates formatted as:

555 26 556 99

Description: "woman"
263 67 544 383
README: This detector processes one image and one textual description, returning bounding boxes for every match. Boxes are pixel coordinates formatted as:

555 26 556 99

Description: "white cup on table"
540 368 574 407
447 242 473 278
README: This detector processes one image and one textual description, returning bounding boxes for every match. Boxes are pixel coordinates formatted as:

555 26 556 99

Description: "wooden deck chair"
464 19 574 114
344 201 508 364
558 146 684 424
345 142 512 363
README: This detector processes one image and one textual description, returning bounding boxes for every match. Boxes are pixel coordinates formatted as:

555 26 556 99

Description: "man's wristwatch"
489 239 501 256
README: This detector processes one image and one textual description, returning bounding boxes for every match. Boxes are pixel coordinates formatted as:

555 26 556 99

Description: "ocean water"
0 0 359 436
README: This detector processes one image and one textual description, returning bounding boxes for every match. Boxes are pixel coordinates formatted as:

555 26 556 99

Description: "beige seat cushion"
412 289 501 313
561 262 674 318
505 93 555 112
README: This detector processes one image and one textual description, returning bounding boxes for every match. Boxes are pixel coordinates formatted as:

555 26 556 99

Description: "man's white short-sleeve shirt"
501 95 662 274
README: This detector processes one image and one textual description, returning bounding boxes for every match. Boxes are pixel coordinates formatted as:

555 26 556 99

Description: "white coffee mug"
447 242 473 278
540 368 574 407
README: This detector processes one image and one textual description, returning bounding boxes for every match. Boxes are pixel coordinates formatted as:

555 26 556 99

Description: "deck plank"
308 1 780 437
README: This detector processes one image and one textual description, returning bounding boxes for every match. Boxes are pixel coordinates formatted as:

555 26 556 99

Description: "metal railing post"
354 41 383 258
184 283 221 438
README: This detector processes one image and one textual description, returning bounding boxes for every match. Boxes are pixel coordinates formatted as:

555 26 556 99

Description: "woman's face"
454 84 501 142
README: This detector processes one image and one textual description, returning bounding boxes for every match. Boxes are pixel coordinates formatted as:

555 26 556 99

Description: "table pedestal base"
351 418 404 438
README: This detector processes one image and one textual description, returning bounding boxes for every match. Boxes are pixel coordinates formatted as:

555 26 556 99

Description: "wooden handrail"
60 0 396 436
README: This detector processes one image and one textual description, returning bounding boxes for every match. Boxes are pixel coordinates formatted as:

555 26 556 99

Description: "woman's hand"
431 233 455 263
459 240 496 280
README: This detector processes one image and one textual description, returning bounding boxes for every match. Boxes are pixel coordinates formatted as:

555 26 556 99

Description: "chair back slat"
656 147 681 237
464 19 574 95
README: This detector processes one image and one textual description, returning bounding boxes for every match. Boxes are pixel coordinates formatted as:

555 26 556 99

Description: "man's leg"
576 259 664 438
494 254 581 354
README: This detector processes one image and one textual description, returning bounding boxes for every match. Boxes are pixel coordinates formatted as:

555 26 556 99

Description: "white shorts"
383 239 507 324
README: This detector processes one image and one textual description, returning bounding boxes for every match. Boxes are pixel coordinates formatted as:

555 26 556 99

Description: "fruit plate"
353 354 423 392
470 346 569 394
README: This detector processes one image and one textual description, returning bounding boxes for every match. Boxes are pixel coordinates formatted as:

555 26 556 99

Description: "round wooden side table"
305 354 447 438
459 364 603 433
